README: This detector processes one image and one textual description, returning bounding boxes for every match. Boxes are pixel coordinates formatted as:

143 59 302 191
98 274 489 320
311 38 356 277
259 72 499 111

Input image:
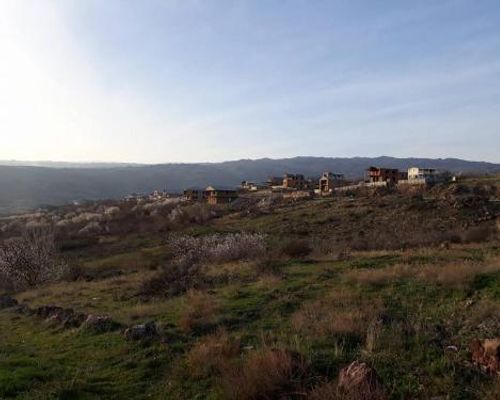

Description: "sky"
0 0 499 163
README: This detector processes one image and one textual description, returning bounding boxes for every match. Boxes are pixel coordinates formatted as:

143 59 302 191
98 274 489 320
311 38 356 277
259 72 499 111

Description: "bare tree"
0 226 66 289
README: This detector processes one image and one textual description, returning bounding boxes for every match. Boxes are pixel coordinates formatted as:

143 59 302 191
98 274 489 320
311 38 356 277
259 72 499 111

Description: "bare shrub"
61 262 86 282
0 227 67 290
281 238 312 259
186 329 240 378
140 258 204 297
0 270 14 292
179 290 219 333
169 203 213 225
292 289 384 338
170 233 267 264
222 347 308 400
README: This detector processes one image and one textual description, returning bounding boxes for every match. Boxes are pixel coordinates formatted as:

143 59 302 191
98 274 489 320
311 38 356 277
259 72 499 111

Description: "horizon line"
1 154 499 167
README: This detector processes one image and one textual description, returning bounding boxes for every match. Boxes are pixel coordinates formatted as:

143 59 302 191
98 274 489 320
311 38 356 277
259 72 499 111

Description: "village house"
123 193 146 202
204 186 239 205
407 167 443 184
149 190 168 201
365 167 400 184
319 171 345 193
240 181 265 192
283 173 308 190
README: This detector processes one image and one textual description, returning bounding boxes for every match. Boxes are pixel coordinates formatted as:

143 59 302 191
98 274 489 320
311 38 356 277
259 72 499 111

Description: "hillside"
0 177 499 399
1 156 499 214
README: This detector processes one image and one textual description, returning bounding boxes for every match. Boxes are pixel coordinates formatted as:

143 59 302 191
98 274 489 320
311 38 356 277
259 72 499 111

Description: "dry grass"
178 289 219 333
416 258 500 287
466 300 500 326
306 381 339 400
481 378 500 400
222 347 308 400
186 328 241 378
255 274 283 290
114 300 175 324
15 271 152 309
344 256 500 288
292 289 384 338
343 264 412 286
204 261 255 282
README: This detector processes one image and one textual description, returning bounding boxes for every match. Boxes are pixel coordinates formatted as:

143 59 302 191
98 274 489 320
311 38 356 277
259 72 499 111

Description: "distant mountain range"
1 156 499 214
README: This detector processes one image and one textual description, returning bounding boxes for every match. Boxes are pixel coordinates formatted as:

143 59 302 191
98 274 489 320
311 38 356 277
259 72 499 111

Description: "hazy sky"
1 1 499 163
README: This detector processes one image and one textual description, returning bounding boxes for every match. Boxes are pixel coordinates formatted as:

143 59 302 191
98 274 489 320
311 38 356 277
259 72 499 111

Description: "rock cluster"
81 314 120 333
1 299 162 343
34 305 90 329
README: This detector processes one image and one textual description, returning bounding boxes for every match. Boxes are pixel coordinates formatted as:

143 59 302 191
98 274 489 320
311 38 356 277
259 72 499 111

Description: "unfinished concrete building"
283 173 308 190
204 186 239 205
365 167 400 184
183 188 206 202
319 171 345 193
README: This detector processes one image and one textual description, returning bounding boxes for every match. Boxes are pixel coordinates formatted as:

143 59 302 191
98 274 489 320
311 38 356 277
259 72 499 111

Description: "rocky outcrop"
35 305 64 319
2 299 157 341
124 321 159 341
470 338 500 375
81 314 120 333
33 305 86 328
338 361 386 400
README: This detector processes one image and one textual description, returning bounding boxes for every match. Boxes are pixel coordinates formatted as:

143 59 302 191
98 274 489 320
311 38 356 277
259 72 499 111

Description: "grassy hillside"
0 178 499 399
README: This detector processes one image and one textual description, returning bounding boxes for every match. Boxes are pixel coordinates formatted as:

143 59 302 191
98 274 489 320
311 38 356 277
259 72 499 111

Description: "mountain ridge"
1 156 499 214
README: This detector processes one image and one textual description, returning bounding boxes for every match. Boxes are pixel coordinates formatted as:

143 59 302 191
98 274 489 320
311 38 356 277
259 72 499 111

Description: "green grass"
0 313 171 399
1 181 499 399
